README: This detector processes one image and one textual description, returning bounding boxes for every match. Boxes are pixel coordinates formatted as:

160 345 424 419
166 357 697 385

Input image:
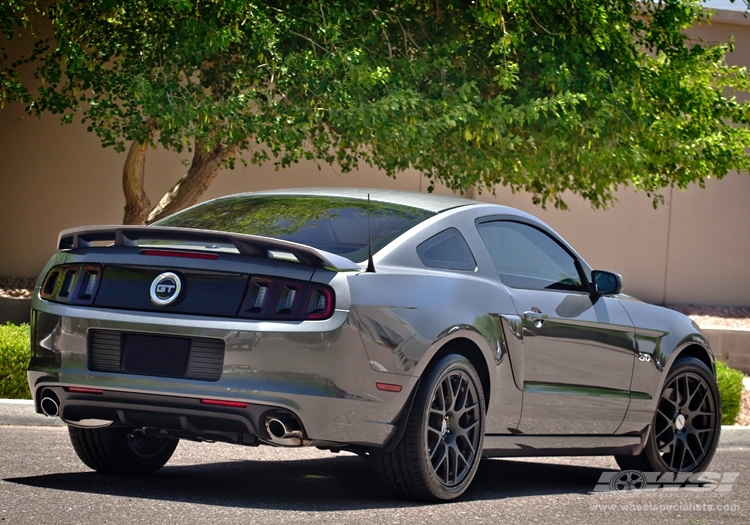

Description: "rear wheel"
69 426 178 474
374 354 486 501
616 356 720 473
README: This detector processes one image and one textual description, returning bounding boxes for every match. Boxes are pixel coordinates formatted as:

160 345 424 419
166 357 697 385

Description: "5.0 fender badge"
150 272 182 306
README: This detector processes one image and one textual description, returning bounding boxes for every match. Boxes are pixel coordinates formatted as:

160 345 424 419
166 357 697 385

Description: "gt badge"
150 272 182 306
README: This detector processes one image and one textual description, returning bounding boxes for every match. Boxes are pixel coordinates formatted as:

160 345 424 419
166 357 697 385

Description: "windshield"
155 195 435 262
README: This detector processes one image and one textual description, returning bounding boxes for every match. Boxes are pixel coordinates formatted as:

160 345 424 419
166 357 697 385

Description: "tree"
2 0 749 223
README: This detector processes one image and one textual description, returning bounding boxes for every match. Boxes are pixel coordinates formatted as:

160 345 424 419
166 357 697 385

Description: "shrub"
0 322 31 399
716 360 744 426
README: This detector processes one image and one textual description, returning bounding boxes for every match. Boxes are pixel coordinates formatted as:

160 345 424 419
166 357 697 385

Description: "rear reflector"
65 387 104 394
201 399 248 408
140 249 219 260
376 382 403 393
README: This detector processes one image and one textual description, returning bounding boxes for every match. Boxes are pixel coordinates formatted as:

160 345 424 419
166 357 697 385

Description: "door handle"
523 309 548 327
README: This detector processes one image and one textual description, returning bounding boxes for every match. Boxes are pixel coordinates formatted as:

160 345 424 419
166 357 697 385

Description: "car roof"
239 187 479 213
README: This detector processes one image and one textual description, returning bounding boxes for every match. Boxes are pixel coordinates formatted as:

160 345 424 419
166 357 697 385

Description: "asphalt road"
0 426 748 524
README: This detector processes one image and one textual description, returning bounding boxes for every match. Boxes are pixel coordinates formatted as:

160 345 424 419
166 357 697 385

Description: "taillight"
40 264 102 305
140 249 219 260
238 276 335 321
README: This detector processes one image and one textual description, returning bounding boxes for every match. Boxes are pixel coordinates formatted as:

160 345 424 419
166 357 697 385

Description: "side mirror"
591 270 623 295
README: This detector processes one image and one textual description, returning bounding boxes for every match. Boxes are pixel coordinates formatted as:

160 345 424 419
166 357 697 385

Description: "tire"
68 426 178 475
373 353 486 501
615 356 721 473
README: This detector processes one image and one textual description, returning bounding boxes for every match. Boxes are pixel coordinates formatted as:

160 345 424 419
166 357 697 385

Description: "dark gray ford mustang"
27 188 720 501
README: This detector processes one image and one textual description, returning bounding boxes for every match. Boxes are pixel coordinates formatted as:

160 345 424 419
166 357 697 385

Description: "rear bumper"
28 300 419 447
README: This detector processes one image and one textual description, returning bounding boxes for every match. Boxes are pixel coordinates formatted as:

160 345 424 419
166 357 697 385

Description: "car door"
476 220 636 434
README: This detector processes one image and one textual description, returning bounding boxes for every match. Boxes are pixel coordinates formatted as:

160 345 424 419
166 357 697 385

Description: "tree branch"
145 140 239 224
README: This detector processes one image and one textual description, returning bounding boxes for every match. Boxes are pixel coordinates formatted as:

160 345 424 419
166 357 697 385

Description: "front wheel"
69 426 178 474
374 353 486 501
616 356 720 473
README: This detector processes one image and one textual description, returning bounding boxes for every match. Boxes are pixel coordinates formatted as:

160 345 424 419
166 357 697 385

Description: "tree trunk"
145 140 238 224
122 119 157 225
122 139 152 225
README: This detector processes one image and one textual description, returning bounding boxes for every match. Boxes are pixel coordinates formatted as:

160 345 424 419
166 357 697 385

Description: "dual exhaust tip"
41 389 307 445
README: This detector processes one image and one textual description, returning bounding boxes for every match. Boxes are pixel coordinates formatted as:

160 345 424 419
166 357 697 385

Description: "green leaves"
1 0 749 210
0 322 31 400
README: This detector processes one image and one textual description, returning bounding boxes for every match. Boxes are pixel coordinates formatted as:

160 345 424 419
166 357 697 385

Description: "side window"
417 228 476 271
476 221 583 291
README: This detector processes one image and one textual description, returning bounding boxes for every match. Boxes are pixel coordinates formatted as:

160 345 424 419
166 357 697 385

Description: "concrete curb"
1 399 748 447
720 425 750 448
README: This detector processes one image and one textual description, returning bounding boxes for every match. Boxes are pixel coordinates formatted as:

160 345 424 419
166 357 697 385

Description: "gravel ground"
740 391 750 427
667 305 750 330
0 278 35 299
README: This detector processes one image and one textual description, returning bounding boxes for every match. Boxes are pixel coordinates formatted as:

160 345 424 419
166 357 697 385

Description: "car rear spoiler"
57 225 362 272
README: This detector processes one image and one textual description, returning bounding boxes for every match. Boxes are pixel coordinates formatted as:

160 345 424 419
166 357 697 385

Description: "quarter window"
417 228 476 271
477 221 583 291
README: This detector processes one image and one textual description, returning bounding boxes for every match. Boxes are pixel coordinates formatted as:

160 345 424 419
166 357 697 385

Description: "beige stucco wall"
1 20 748 307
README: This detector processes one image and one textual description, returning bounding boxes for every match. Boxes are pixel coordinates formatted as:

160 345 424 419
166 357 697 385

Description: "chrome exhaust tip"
264 414 308 446
266 417 302 440
40 391 60 417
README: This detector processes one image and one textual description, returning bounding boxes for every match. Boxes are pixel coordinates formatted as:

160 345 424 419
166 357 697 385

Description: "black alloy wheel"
652 368 717 471
426 366 483 487
615 356 720 474
373 353 486 501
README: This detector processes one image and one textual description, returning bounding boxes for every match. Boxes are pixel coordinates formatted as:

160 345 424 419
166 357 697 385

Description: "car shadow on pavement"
4 456 615 510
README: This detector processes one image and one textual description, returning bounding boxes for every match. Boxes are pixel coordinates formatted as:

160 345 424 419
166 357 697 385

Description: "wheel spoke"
692 389 709 414
669 439 680 470
679 440 688 470
685 441 698 468
453 377 468 412
443 379 455 413
659 434 676 454
458 419 479 436
679 376 689 407
455 444 470 470
430 407 445 418
685 376 698 404
459 435 476 456
449 445 459 484
693 434 706 457
656 408 672 422
432 441 447 468
654 424 671 440
436 382 447 413
661 387 680 409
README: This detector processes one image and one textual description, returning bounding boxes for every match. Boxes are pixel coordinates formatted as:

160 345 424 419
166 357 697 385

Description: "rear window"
155 195 435 262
